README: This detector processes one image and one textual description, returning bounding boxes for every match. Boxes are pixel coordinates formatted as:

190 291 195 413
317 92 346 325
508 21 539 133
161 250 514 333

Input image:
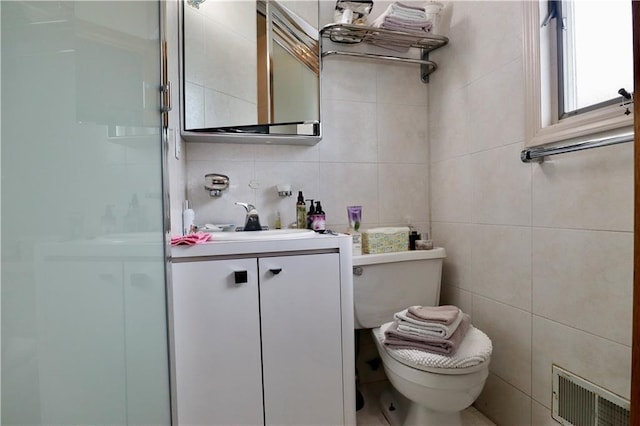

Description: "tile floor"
356 381 496 426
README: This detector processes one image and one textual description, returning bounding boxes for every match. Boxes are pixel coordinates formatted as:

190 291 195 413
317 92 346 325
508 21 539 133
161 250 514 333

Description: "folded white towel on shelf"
389 2 427 19
394 307 463 339
371 2 432 33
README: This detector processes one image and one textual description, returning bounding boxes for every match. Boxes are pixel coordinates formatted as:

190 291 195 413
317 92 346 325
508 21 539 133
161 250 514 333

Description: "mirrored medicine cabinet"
179 0 321 145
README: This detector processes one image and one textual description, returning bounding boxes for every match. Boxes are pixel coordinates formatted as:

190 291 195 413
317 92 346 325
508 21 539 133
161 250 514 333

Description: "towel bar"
520 131 634 163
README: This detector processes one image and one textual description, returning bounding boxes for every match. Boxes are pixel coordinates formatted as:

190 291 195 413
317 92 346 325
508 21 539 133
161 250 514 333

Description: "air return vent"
552 365 629 426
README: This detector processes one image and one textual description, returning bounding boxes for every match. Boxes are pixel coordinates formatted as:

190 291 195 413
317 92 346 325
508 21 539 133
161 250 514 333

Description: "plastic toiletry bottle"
347 206 362 255
182 200 195 235
275 211 282 229
409 231 421 250
306 199 315 229
296 191 306 229
312 201 326 233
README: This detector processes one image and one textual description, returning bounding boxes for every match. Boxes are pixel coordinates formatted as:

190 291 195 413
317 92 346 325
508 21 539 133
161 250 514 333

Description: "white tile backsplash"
318 99 378 163
317 162 380 229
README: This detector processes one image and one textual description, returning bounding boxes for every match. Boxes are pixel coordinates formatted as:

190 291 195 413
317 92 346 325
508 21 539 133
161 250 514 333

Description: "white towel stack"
394 306 463 339
371 2 433 33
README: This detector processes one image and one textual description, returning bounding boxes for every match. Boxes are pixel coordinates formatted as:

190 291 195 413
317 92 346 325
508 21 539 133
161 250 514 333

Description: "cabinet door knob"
269 268 282 275
234 270 248 284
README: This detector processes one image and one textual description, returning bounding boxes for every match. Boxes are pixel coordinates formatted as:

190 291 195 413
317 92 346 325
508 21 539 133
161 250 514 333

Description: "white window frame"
523 1 634 148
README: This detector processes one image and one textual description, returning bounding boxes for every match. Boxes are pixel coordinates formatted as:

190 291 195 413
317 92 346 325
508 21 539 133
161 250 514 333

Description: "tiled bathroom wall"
181 1 432 236
429 2 633 424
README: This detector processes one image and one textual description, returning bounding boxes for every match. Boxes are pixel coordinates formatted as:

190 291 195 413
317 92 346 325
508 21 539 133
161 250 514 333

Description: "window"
523 0 634 148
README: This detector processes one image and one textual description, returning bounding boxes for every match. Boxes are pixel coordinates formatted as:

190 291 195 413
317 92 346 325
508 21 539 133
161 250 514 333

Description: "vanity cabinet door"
259 253 344 426
172 258 263 426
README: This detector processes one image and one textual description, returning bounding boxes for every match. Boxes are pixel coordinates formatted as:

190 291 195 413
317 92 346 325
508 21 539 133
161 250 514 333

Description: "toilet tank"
352 248 446 329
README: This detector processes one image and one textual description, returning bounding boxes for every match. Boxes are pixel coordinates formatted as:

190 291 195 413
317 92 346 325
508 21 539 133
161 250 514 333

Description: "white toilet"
353 249 492 426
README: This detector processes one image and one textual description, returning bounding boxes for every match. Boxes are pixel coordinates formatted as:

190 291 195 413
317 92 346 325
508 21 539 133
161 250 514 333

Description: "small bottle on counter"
312 201 326 233
306 199 315 229
409 231 421 250
275 211 282 229
296 191 306 229
182 200 195 235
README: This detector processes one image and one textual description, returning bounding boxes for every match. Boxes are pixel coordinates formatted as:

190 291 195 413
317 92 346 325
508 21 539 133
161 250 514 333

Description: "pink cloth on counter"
171 232 212 246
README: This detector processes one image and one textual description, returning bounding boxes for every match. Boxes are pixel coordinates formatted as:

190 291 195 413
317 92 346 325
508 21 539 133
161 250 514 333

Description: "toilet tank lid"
353 248 446 266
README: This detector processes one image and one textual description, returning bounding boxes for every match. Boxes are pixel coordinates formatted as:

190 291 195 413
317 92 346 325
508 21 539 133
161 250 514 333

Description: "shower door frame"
631 0 639 423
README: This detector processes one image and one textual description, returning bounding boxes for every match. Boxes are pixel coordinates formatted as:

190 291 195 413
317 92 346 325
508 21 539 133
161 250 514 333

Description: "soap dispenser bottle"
306 199 314 229
296 191 306 229
312 201 326 233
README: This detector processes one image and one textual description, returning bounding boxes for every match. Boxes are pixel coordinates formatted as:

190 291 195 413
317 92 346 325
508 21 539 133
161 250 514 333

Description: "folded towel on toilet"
394 307 463 339
407 305 461 324
384 313 471 355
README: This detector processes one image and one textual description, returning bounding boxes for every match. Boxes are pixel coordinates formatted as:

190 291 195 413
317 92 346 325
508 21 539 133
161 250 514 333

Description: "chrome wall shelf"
319 23 449 83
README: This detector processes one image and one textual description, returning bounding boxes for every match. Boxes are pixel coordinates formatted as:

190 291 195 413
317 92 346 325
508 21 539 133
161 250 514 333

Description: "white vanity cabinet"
170 235 355 426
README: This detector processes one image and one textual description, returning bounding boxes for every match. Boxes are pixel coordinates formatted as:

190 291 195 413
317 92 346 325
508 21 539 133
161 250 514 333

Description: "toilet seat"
373 323 492 375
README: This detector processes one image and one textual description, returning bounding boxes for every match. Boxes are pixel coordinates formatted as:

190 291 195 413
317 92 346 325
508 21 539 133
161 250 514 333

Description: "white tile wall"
532 228 633 346
474 373 531 426
430 1 633 424
472 296 532 395
532 142 634 232
469 225 532 311
532 316 632 407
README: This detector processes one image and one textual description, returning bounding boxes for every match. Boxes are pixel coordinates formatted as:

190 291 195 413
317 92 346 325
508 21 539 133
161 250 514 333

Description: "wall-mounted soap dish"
205 173 229 197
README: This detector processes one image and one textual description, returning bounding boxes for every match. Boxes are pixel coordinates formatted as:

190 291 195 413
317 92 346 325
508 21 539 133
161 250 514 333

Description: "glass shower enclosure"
1 1 171 424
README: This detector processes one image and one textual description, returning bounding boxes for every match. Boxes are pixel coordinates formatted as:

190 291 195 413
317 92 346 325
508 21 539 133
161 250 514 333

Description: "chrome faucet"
235 202 262 231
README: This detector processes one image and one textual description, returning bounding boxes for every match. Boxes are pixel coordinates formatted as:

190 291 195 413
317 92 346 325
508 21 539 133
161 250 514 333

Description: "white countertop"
171 232 352 259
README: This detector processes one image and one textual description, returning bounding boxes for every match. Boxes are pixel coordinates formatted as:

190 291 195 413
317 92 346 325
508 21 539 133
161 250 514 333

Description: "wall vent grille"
552 365 629 426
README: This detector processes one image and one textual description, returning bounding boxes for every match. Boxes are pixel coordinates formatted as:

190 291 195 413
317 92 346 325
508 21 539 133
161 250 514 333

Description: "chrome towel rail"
520 132 634 163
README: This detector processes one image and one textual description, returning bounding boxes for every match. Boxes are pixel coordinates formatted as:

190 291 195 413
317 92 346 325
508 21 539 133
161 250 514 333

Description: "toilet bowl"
372 324 491 426
353 250 492 426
